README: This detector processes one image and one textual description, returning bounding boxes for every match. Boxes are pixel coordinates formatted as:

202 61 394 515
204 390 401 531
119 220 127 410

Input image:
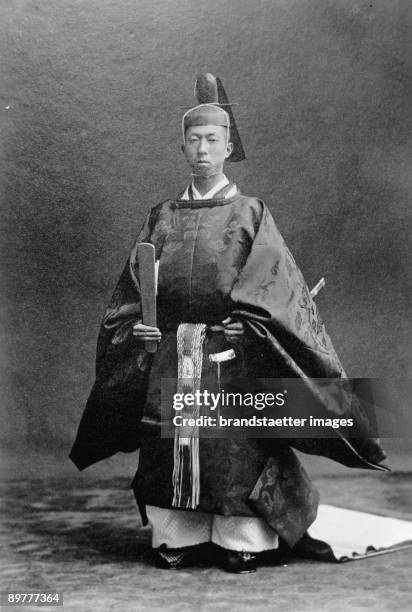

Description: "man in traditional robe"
69 74 387 573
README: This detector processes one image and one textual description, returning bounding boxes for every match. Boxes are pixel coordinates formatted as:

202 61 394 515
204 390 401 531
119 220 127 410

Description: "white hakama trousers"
147 505 279 552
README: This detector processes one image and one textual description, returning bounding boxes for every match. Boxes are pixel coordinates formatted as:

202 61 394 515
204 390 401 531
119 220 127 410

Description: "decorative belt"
162 323 225 333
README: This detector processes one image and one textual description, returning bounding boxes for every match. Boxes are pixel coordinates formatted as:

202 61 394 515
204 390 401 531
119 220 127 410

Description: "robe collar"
181 175 230 200
175 175 239 208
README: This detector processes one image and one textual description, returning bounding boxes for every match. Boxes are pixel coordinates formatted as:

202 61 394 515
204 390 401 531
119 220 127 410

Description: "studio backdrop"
0 0 410 456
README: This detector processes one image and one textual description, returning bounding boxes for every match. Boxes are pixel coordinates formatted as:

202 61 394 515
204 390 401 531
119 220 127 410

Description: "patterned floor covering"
1 471 411 612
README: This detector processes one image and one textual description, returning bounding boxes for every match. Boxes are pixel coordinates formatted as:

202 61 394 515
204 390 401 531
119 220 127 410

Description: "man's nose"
198 138 208 154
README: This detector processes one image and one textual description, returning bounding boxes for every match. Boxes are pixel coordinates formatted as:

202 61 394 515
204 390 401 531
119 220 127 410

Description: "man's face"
182 125 233 177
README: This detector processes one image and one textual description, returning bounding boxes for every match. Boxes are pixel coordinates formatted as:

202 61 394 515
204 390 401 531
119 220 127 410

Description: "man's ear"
225 141 234 159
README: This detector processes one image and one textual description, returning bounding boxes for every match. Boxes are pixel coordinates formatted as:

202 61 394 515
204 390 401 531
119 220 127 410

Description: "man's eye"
208 138 218 142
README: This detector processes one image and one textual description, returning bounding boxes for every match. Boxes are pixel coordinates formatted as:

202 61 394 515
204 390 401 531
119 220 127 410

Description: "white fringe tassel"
172 323 206 509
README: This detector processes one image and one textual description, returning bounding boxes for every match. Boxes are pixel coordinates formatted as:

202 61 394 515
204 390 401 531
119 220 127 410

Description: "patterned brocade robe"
69 183 387 546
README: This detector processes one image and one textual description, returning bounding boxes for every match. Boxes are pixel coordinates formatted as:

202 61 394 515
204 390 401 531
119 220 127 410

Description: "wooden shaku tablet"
136 242 157 353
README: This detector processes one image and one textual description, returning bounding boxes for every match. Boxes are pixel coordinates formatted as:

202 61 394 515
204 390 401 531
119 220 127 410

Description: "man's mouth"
196 160 210 164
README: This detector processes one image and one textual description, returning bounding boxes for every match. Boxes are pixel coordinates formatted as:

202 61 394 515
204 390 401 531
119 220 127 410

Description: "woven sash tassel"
172 323 206 509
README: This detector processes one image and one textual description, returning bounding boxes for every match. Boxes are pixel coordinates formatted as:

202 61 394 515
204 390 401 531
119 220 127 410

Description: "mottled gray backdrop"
1 0 411 464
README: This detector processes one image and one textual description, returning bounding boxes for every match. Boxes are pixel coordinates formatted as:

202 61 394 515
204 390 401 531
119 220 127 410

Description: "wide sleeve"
69 206 160 470
230 202 344 378
229 202 387 470
95 205 160 375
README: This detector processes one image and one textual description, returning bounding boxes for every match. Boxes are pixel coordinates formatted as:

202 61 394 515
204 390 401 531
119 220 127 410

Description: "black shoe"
258 546 290 567
145 543 212 570
292 532 334 561
220 549 257 574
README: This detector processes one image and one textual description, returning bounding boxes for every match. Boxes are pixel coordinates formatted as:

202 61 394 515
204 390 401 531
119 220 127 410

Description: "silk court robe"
69 184 387 545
